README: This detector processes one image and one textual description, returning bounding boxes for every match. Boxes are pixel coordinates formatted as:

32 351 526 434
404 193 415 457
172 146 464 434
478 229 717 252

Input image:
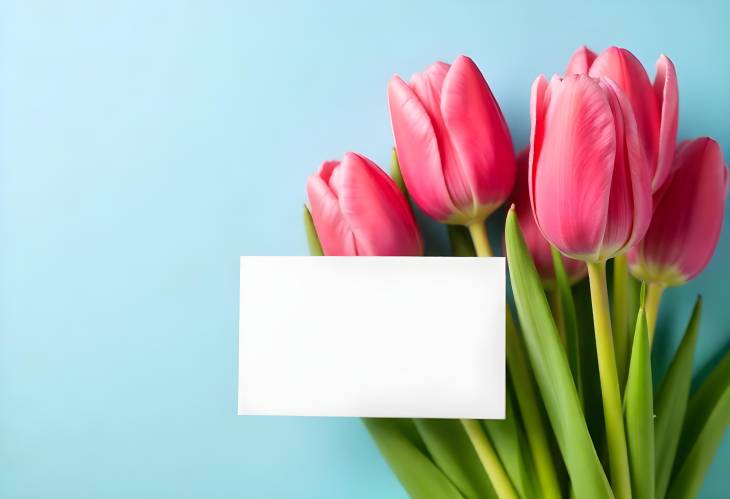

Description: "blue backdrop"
1 1 728 497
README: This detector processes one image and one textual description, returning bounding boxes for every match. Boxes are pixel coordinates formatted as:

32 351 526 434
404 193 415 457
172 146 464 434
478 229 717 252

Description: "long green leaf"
504 208 612 499
414 419 497 499
677 347 730 463
303 205 323 256
551 246 582 401
667 347 730 498
364 419 464 499
623 306 654 499
666 386 730 498
483 385 533 498
505 310 563 499
654 297 701 498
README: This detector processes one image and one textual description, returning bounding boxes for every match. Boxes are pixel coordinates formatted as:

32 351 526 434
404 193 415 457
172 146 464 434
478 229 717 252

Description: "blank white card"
238 256 505 418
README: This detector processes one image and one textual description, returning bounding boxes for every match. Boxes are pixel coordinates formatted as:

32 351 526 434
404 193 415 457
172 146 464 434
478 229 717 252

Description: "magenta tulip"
387 55 515 225
306 152 423 256
529 73 653 262
512 148 586 286
628 138 729 286
565 45 678 191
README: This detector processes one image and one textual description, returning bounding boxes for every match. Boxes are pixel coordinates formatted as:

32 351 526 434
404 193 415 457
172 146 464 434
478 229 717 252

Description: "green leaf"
654 297 702 498
551 246 582 401
448 225 477 257
623 306 654 499
667 347 730 498
504 311 562 499
303 205 323 256
504 208 612 499
515 413 542 498
414 419 497 499
666 385 730 498
364 419 464 499
483 385 533 498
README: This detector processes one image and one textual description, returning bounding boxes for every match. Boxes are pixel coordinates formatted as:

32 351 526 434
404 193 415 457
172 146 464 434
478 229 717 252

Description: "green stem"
461 420 519 499
645 282 665 346
467 221 492 257
612 254 630 389
586 261 632 499
469 221 562 499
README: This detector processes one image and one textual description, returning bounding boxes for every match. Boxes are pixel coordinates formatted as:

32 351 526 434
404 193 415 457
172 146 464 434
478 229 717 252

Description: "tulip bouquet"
301 47 729 499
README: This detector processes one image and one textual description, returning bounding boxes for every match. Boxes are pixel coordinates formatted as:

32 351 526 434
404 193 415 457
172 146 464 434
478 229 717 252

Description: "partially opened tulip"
512 148 586 287
629 137 729 341
306 152 423 256
565 45 678 192
387 55 515 255
529 74 653 262
565 45 678 382
529 72 654 499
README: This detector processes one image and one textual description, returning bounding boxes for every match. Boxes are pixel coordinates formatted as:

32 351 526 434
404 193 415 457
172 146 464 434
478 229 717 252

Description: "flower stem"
468 221 562 499
467 221 492 257
461 420 519 499
645 282 665 346
612 254 630 389
586 261 632 499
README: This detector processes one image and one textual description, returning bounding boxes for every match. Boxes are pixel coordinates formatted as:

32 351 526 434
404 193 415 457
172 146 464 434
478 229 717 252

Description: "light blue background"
1 1 728 497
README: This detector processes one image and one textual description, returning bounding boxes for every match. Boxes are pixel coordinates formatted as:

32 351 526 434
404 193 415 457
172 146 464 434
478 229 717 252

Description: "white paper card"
238 256 505 418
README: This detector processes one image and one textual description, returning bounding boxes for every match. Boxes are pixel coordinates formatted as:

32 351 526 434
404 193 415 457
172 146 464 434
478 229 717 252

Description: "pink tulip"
628 138 729 285
306 152 423 256
529 73 653 262
512 148 586 285
387 55 515 225
565 45 678 191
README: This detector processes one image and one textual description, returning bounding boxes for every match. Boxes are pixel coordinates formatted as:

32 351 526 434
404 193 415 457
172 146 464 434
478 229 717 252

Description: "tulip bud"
565 45 679 192
512 148 586 286
628 138 729 286
387 55 515 225
529 74 652 262
306 152 423 256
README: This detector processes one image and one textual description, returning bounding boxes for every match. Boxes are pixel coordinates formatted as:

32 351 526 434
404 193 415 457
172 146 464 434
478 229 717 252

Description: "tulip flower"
565 45 678 192
529 72 654 499
306 152 423 256
529 74 653 263
512 148 586 286
564 45 678 380
628 138 728 341
387 55 515 231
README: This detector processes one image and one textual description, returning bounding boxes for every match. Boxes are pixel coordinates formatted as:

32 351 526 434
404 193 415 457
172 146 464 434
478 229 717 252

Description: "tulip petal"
388 75 456 221
596 78 652 257
514 148 555 281
589 47 661 179
528 75 550 213
334 153 423 256
306 162 358 255
533 75 616 260
565 45 598 75
441 55 515 210
409 61 473 214
653 55 679 191
409 62 450 116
